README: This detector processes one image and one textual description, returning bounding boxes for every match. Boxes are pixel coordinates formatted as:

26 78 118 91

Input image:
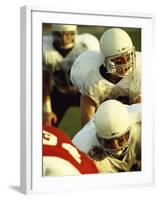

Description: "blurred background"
43 23 141 139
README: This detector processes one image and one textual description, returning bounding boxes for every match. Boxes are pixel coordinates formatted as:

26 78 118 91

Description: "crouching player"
72 100 141 173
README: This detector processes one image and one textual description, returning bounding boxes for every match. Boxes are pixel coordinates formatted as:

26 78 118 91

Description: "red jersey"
43 125 98 175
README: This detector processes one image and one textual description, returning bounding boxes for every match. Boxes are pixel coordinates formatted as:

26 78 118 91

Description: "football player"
43 24 100 126
71 28 141 126
43 125 98 176
72 100 141 172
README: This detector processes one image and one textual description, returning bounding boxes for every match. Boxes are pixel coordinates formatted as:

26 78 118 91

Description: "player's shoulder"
75 33 100 51
133 51 142 78
70 50 104 88
128 51 141 77
72 50 103 70
72 118 99 154
130 122 141 145
43 125 71 145
136 51 142 67
127 103 141 125
74 117 96 137
43 125 99 174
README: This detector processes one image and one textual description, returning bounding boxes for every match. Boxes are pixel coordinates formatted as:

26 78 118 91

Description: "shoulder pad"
75 33 100 51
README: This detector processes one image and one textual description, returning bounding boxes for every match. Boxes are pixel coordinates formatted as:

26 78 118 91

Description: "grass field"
58 107 82 139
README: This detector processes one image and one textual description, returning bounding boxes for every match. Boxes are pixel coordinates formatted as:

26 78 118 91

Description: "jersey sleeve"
72 118 100 154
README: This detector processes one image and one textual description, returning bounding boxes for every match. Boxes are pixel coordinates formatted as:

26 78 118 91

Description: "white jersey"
72 103 141 173
43 33 100 73
71 50 141 106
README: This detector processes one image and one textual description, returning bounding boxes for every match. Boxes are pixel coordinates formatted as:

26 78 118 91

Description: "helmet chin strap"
101 144 129 159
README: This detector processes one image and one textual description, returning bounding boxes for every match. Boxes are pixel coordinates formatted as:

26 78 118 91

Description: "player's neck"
99 65 122 84
53 41 73 57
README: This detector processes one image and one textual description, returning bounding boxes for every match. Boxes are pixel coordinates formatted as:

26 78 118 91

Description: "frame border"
20 6 154 194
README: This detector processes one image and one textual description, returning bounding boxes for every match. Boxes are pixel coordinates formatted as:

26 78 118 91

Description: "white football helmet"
100 28 136 77
51 24 77 49
95 100 131 152
51 24 77 33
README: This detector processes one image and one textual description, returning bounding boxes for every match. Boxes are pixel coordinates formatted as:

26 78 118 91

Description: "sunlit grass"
58 107 82 139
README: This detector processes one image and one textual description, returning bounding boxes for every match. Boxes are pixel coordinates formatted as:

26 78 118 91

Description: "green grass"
58 107 82 139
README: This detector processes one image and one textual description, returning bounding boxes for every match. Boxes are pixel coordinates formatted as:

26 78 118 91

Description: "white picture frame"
20 5 154 194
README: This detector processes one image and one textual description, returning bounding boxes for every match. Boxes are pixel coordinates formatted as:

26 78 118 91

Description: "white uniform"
43 33 100 125
43 33 100 73
72 103 141 173
71 50 141 106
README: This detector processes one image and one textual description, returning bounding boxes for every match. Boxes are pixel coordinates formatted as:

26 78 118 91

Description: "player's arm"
43 68 57 126
80 95 96 127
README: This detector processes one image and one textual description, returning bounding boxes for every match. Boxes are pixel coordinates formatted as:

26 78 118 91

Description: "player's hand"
43 112 58 126
88 146 106 161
